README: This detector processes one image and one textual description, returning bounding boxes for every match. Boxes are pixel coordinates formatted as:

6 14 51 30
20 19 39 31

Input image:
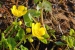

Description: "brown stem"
30 42 36 50
40 8 44 26
36 41 40 50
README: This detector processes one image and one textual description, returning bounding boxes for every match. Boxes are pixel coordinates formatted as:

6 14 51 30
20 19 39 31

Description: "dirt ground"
0 0 75 50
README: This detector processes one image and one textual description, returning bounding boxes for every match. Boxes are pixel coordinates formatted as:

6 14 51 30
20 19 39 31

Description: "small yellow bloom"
29 38 33 42
19 21 22 25
26 28 31 33
32 23 45 39
11 5 27 17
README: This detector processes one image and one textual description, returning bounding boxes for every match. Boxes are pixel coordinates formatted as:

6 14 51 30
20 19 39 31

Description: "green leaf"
28 9 40 18
34 0 41 4
40 38 47 44
42 0 52 12
49 29 55 34
67 36 74 48
16 27 25 40
45 24 50 30
25 22 32 27
20 45 28 50
73 39 75 47
70 29 75 36
4 25 13 33
23 12 32 22
1 33 8 48
48 29 56 39
55 41 65 46
23 12 32 27
37 0 52 12
7 37 16 50
61 35 67 40
37 2 42 10
51 33 56 39
43 33 50 39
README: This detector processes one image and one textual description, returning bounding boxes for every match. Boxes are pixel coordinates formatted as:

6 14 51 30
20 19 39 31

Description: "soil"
0 0 75 50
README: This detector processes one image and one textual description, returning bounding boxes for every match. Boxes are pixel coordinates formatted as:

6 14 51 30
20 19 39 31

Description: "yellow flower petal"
39 27 45 35
19 21 22 25
32 23 45 40
11 5 27 17
18 5 25 11
12 5 16 10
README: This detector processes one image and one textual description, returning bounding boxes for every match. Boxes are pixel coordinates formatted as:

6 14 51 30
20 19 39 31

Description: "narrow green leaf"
43 33 50 39
40 38 47 44
55 41 65 46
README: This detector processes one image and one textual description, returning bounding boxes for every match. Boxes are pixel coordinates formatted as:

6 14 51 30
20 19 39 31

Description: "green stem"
5 17 18 37
5 24 14 37
31 17 38 23
15 36 25 48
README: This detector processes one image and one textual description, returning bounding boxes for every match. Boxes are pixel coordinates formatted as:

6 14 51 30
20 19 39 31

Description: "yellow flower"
11 5 27 17
18 21 22 25
26 28 31 33
29 38 33 42
32 23 45 39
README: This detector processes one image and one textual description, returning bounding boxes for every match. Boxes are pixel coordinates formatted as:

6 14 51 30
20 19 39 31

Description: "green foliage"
42 0 52 12
20 45 28 50
7 37 16 50
28 9 41 18
61 34 75 48
70 29 75 36
0 0 53 50
45 24 50 30
16 27 25 40
55 41 65 46
1 33 8 48
34 0 41 4
43 33 50 39
40 38 48 44
37 0 52 12
4 25 13 33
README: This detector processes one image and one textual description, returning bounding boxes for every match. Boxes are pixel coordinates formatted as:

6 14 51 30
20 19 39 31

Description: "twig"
58 24 63 35
30 42 36 50
36 41 40 50
40 8 44 26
